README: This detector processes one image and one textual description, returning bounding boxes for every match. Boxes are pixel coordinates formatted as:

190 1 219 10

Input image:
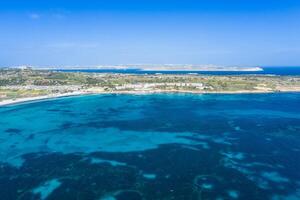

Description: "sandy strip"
1 89 300 107
0 91 91 106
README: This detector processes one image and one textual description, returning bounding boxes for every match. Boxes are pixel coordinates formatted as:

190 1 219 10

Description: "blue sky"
0 0 300 67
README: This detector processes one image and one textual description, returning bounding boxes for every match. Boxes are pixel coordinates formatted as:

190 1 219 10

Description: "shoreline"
1 89 300 107
0 91 92 107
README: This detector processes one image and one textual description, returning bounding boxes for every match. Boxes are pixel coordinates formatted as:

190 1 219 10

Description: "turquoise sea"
0 93 300 200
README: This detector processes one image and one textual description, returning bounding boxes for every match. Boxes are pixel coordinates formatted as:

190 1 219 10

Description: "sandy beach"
0 91 90 106
1 88 300 107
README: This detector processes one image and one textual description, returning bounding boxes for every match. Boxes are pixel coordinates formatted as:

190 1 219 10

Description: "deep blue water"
56 67 300 75
0 93 300 199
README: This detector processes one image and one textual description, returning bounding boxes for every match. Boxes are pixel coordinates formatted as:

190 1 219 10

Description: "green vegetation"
0 68 299 101
0 88 48 100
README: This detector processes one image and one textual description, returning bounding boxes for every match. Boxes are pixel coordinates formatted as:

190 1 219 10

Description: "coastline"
0 91 91 107
1 89 300 107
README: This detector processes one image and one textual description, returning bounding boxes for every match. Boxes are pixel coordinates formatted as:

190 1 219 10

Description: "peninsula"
0 68 299 106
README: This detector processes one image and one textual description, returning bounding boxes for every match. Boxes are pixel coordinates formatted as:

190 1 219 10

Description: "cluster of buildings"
115 82 204 91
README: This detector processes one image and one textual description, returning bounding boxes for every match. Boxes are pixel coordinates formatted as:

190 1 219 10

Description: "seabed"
0 93 300 199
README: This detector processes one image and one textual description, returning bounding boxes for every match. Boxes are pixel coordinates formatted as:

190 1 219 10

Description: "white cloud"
52 13 65 19
29 13 41 20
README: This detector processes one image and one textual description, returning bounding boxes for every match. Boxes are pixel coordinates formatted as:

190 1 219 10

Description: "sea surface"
0 93 300 200
57 66 300 76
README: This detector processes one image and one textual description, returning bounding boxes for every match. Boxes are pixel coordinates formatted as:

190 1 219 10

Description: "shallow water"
0 93 300 200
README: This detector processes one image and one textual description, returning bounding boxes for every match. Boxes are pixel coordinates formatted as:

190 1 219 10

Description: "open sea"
56 66 300 76
0 93 300 199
